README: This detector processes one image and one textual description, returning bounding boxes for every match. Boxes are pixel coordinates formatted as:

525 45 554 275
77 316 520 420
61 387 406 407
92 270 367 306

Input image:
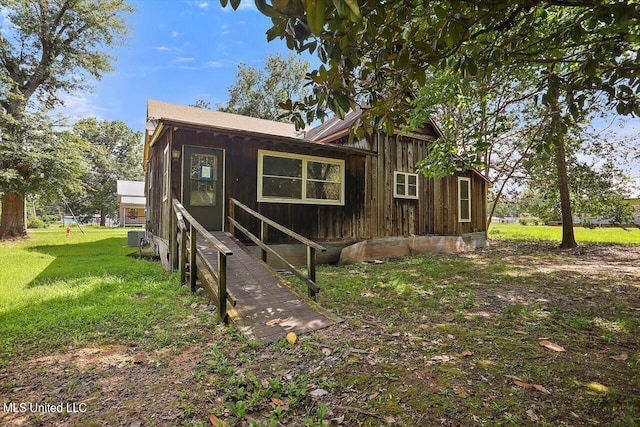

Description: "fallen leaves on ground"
427 355 456 365
310 388 329 398
506 375 551 394
539 340 565 352
286 332 297 344
580 381 610 394
270 397 286 406
610 353 628 361
209 414 227 426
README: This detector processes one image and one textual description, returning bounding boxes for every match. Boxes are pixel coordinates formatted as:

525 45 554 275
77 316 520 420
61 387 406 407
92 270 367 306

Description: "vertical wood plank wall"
147 127 488 245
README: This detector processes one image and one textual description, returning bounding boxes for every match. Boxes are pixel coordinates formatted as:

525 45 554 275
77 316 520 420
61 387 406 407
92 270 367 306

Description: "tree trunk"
547 72 577 249
555 141 577 248
0 192 27 239
100 208 106 227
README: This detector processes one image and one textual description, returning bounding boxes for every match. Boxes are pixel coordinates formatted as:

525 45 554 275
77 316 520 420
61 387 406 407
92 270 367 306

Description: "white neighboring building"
116 180 146 227
628 177 640 225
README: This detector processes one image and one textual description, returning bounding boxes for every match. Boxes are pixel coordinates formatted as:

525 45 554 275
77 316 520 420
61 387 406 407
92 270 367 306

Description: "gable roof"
305 108 442 143
305 110 363 142
143 100 374 170
147 99 300 140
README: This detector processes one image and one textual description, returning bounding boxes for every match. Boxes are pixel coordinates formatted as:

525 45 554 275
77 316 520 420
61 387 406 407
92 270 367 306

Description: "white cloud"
174 60 229 71
174 57 195 63
171 31 182 38
204 60 224 68
197 1 209 10
153 46 171 52
53 93 107 125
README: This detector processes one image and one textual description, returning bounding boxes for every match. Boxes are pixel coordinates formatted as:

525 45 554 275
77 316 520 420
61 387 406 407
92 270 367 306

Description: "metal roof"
305 109 363 142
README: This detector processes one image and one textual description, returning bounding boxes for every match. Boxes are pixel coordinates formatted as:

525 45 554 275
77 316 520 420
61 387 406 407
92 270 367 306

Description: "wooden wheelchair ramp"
197 232 340 344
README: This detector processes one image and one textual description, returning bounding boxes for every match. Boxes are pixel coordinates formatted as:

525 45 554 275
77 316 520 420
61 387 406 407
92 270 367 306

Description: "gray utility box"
127 230 147 247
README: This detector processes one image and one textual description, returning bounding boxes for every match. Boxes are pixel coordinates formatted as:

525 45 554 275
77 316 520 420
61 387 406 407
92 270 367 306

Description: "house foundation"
338 232 487 265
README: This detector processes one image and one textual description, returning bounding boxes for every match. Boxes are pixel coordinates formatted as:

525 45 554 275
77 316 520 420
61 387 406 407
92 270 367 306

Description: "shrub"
27 217 48 229
519 216 541 226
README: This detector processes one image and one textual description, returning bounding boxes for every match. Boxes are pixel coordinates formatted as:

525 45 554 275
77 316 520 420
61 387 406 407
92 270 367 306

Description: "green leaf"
255 0 280 18
331 0 361 21
219 0 228 7
266 25 283 42
465 56 478 77
434 5 448 20
343 0 361 19
230 0 241 10
332 90 350 117
306 0 326 36
583 58 597 78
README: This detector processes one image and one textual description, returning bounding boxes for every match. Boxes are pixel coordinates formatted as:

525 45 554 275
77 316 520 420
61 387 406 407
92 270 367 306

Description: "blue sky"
57 0 308 132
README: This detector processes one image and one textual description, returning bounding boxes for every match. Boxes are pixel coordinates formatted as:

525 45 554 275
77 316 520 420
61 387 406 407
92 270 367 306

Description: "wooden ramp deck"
197 232 340 344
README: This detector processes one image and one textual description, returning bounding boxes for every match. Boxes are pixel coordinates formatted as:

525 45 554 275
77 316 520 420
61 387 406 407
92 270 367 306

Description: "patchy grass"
1 230 639 426
0 228 209 358
489 222 640 244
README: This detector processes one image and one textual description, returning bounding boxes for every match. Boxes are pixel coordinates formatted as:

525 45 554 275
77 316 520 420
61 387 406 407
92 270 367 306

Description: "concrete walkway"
197 232 340 344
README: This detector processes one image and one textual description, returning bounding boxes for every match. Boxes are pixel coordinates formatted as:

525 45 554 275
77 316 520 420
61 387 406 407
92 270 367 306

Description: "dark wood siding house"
143 100 489 269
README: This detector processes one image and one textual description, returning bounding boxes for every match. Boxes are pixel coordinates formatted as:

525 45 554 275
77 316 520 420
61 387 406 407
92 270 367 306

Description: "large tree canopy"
0 0 133 239
67 118 143 226
229 1 640 130
217 52 310 121
224 0 640 248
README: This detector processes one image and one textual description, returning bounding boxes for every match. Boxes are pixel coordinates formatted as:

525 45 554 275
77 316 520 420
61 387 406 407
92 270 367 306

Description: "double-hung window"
458 177 471 222
394 171 419 199
258 150 345 205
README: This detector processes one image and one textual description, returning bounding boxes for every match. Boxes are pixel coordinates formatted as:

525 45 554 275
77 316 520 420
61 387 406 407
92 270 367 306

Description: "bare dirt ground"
1 241 639 426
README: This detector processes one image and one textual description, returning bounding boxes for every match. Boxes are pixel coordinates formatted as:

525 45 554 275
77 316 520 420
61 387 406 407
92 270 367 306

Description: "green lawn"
0 228 205 361
1 227 638 426
489 222 640 244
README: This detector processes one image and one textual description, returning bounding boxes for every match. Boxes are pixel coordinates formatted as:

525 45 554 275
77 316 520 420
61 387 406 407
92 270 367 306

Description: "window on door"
189 153 217 206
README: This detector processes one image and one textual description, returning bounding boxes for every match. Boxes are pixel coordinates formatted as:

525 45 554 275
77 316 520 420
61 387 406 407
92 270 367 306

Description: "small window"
162 145 170 201
128 208 137 219
148 161 152 190
394 171 419 199
458 177 471 222
258 150 345 205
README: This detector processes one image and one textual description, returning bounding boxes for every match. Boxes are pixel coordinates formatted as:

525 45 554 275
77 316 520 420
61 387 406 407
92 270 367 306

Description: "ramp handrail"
228 198 326 299
172 198 234 321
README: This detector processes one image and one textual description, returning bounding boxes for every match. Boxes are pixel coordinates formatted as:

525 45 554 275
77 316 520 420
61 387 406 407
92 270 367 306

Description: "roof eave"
148 118 375 156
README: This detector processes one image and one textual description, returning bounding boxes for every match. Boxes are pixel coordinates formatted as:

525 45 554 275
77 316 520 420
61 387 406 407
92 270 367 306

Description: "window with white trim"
162 145 170 201
458 177 471 222
257 150 345 205
394 171 419 199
